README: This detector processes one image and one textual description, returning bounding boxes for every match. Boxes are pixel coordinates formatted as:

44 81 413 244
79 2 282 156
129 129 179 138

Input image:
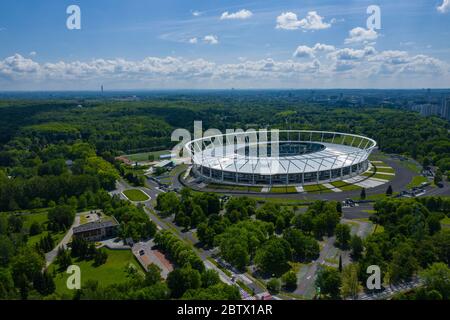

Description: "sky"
0 0 450 90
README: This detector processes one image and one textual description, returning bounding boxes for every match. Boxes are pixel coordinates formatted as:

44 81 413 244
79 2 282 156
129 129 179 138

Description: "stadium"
185 130 377 186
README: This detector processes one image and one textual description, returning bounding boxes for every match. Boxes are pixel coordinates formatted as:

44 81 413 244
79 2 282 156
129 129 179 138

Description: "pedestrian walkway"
261 187 270 193
323 183 342 192
295 186 304 193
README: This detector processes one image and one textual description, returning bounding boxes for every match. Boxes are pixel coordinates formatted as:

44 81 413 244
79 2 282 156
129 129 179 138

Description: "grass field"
123 189 150 201
330 181 361 191
362 172 394 181
28 230 66 248
375 167 395 174
20 209 66 248
441 217 450 228
397 159 422 174
21 209 49 229
269 186 297 193
373 224 385 234
51 249 143 296
125 150 171 162
407 175 429 189
303 184 332 193
207 183 262 192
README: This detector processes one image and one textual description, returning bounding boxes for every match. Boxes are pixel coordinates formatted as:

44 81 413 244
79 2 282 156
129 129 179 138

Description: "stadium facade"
185 130 377 186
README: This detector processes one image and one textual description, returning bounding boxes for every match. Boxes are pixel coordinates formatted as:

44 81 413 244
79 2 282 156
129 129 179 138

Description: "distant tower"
101 85 104 94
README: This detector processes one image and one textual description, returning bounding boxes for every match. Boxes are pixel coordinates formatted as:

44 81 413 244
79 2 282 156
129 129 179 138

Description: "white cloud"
188 37 198 44
312 43 336 52
345 27 378 44
276 11 332 30
437 0 450 13
293 43 336 58
0 50 448 89
203 35 219 45
191 10 202 17
293 46 315 58
220 9 253 20
29 51 37 57
329 47 377 61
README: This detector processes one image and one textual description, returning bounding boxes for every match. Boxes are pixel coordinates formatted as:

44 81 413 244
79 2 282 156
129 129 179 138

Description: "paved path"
295 236 336 298
179 150 420 202
45 215 80 267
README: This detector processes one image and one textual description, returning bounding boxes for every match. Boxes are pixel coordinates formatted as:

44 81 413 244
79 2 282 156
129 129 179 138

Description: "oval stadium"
185 130 377 186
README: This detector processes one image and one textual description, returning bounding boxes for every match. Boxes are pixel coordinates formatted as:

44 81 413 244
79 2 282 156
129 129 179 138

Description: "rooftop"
73 216 119 234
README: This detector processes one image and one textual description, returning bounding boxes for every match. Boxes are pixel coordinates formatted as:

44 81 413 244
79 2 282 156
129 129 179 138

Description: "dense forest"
0 95 449 300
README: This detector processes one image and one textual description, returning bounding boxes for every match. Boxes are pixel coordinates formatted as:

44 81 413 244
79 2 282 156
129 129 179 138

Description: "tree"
388 243 418 283
267 278 281 294
434 170 443 185
33 271 56 296
254 237 291 276
335 224 351 249
55 247 72 270
420 262 450 300
11 248 45 288
201 269 220 288
71 237 89 259
156 192 180 217
350 235 363 261
167 266 201 298
0 268 15 299
316 267 342 299
340 264 361 299
281 271 297 291
360 188 366 200
93 249 108 266
283 228 319 262
29 221 42 236
0 235 15 266
48 205 75 231
386 185 393 196
144 264 162 286
338 255 343 272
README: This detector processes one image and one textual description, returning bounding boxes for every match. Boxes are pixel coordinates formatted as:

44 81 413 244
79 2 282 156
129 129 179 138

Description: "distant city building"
442 97 450 121
73 216 119 242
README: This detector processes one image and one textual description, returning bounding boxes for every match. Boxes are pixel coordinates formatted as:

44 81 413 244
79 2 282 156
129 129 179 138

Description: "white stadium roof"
193 142 367 175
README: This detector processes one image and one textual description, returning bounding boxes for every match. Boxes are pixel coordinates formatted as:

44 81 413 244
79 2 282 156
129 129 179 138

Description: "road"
357 278 423 300
115 178 267 298
179 150 424 202
44 214 80 267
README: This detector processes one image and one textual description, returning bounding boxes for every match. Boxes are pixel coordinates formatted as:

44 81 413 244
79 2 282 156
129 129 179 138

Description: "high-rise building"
442 97 450 121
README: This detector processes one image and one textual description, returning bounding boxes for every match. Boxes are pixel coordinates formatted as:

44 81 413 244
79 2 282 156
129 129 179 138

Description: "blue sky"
0 0 449 90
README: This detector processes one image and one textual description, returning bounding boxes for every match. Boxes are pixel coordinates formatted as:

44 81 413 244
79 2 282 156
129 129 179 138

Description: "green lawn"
123 189 150 201
375 167 395 174
21 209 49 229
397 159 422 174
51 249 143 296
373 225 385 234
407 175 429 189
330 181 361 191
269 186 297 193
361 172 394 181
20 209 66 248
441 217 450 228
303 184 332 193
28 230 66 248
207 183 262 192
125 150 171 162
